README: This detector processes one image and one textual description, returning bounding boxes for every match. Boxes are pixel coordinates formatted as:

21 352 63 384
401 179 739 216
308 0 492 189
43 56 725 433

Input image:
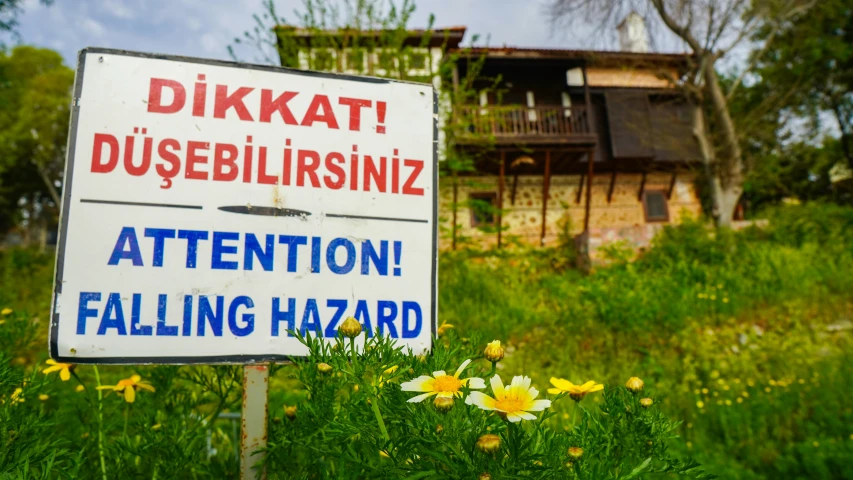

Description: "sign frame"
49 47 439 364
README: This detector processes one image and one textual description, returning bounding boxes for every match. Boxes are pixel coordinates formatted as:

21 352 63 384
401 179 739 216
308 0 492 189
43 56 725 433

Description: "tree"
0 46 73 240
547 0 815 226
755 0 853 170
0 0 54 42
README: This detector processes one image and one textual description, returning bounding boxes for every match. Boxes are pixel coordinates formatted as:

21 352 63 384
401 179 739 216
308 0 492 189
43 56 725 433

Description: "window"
642 191 669 222
408 52 427 70
469 192 498 227
313 50 334 71
377 50 397 71
346 51 365 71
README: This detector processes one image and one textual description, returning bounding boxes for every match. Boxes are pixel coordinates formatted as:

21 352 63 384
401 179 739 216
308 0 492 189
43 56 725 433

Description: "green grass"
1 203 852 478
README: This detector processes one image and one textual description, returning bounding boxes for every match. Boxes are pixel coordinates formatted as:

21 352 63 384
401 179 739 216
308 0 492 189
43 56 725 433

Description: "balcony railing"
454 105 591 140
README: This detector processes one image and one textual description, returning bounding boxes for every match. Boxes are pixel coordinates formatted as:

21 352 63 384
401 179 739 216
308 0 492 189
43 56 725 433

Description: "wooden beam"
607 171 617 204
540 151 551 246
581 63 595 136
637 171 647 201
667 172 677 199
576 172 585 204
583 150 595 233
497 151 505 248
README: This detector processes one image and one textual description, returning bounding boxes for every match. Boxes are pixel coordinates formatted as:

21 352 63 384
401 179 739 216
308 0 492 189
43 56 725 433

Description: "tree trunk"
703 64 744 226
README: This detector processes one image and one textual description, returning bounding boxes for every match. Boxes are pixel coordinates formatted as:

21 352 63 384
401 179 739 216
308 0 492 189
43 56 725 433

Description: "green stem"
93 366 108 480
123 402 129 439
570 401 579 429
350 337 358 371
370 396 390 442
488 362 496 377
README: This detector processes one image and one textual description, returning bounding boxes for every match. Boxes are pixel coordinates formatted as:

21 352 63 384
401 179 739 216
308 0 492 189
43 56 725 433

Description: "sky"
11 0 635 67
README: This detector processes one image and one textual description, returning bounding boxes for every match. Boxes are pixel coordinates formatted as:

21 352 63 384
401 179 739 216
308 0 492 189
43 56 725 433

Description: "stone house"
274 17 704 254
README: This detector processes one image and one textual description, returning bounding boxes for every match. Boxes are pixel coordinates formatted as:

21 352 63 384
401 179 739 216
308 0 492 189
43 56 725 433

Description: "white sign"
50 49 437 363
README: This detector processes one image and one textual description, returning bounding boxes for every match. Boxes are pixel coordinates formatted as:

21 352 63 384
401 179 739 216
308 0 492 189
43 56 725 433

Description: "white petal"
454 359 472 377
467 377 486 389
407 392 437 403
490 374 505 398
528 386 539 399
516 411 537 421
400 376 434 392
466 391 496 410
506 412 523 422
510 376 531 390
527 399 552 411
432 370 446 378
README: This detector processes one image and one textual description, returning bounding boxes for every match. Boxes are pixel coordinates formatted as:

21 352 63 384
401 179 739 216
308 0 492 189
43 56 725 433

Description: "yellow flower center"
116 379 136 389
432 375 462 393
495 396 525 413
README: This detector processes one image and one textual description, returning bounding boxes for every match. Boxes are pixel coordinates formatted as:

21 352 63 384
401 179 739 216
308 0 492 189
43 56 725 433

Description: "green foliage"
0 45 72 233
1 205 851 478
261 330 712 479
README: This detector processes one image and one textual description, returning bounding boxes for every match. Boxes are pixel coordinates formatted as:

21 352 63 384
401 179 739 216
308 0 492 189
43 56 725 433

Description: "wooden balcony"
453 105 596 146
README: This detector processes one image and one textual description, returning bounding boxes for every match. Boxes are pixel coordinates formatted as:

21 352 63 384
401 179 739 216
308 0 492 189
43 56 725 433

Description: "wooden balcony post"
583 150 595 233
582 63 594 134
497 150 505 248
540 151 551 246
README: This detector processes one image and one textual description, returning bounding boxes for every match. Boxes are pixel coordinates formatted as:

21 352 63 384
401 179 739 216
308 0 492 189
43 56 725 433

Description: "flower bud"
433 396 454 413
317 362 333 374
567 446 584 459
339 316 362 338
484 340 505 363
626 376 644 394
478 473 492 480
640 397 653 408
476 434 502 454
284 405 297 420
435 424 444 434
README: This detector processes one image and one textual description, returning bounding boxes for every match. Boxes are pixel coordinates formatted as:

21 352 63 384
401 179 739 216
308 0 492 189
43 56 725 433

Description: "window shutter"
605 90 654 159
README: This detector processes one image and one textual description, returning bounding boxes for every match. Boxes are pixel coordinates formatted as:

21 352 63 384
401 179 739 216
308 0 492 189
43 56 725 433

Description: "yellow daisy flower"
43 359 75 381
548 378 604 401
96 375 155 403
401 359 485 402
1 307 12 315
466 374 551 422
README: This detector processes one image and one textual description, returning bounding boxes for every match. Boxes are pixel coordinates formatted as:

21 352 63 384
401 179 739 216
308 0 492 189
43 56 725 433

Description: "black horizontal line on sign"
326 213 428 224
218 205 310 217
80 199 203 210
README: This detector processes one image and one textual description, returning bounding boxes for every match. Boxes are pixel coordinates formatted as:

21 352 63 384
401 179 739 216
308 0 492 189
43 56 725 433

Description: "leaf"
402 471 437 480
621 457 652 479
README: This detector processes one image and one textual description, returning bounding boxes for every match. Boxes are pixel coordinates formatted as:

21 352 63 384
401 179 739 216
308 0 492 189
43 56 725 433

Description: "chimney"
617 12 649 53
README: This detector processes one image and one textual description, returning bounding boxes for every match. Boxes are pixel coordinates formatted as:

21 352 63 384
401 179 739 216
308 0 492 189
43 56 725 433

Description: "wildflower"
436 321 454 337
567 447 584 459
435 424 443 434
725 399 732 406
76 385 85 393
741 391 749 398
484 340 505 363
737 397 743 403
284 405 297 420
548 378 603 401
10 387 24 404
625 377 644 394
1 307 12 315
466 374 551 422
475 433 501 454
38 394 49 401
479 473 492 480
339 316 362 338
433 396 454 413
317 362 333 374
353 384 359 392
401 359 485 402
96 374 155 403
383 365 399 376
723 298 729 303
151 424 161 431
43 359 74 381
640 398 653 408
701 388 709 394
696 400 705 408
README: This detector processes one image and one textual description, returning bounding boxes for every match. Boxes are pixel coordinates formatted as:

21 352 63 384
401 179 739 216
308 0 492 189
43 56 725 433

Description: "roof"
273 26 467 49
451 46 692 66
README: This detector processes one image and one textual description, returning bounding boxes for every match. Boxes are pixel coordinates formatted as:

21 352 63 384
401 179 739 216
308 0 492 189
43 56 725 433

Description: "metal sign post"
241 365 269 480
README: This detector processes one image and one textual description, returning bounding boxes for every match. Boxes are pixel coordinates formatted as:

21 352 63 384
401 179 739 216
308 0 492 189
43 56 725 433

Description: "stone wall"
438 172 702 251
